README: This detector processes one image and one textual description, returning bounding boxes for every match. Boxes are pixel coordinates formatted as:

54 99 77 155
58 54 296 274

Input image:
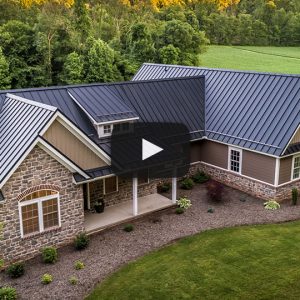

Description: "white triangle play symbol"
142 138 163 160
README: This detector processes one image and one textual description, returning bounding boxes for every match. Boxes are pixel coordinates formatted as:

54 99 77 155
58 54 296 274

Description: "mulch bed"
1 183 300 300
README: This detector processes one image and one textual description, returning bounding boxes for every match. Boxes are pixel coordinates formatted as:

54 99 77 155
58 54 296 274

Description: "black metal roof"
74 166 113 183
133 63 300 156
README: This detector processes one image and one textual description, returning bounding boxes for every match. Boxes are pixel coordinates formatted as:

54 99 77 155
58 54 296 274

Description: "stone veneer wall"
189 162 298 201
0 146 84 266
89 178 157 209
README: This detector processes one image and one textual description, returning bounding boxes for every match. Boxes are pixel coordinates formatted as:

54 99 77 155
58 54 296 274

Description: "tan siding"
43 120 106 170
279 156 293 184
190 140 228 169
291 128 300 144
242 151 275 184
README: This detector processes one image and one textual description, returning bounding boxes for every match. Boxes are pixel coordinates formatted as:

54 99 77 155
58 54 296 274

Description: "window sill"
22 226 61 240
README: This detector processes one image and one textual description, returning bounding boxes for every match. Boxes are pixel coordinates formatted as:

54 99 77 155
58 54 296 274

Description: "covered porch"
84 193 173 233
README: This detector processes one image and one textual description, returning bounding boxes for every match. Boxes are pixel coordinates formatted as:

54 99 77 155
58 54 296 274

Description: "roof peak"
142 63 300 78
6 93 57 111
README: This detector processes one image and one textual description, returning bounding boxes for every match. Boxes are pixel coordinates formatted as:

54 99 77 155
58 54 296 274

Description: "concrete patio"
84 193 173 233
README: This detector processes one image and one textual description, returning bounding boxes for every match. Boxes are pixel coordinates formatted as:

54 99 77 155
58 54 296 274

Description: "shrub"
0 259 4 268
175 207 184 214
176 197 192 210
69 276 78 285
123 224 134 232
180 178 194 190
6 262 25 278
0 286 17 300
264 200 280 210
41 273 53 285
74 260 85 270
41 247 57 264
292 188 298 206
206 181 224 202
74 233 89 250
192 170 210 184
207 208 214 213
157 183 171 193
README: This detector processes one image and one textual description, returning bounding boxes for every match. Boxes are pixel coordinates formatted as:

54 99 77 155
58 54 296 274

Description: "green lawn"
87 221 300 300
200 46 300 74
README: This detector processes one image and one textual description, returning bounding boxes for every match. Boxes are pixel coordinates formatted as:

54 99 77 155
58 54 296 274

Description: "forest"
0 0 299 89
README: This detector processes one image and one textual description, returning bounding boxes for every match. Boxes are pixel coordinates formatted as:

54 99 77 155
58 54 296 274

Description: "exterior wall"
43 120 106 170
0 146 84 266
88 178 157 209
242 150 275 184
279 156 293 184
191 140 276 185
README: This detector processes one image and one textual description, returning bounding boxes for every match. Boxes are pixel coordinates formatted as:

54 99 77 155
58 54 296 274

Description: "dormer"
68 86 139 139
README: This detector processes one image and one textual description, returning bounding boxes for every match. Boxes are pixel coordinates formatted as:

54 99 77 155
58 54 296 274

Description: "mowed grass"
87 221 300 300
200 45 300 74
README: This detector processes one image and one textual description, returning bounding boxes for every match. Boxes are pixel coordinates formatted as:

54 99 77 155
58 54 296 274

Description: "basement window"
19 190 61 237
292 156 300 179
228 147 242 174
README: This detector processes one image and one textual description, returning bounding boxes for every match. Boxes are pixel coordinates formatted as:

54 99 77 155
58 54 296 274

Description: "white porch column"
172 175 177 204
133 176 138 216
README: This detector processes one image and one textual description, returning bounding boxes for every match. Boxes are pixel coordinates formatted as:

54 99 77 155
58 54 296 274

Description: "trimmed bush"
74 233 89 250
42 247 57 264
192 170 210 184
292 188 298 206
74 260 85 270
264 200 280 210
206 181 224 202
180 178 194 190
157 183 171 193
175 207 184 214
41 273 53 285
123 224 134 232
207 208 214 213
176 197 192 210
6 262 25 278
0 286 17 300
69 276 78 285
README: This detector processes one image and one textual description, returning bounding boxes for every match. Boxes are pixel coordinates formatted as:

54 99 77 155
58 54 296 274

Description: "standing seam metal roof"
0 94 57 183
133 63 300 156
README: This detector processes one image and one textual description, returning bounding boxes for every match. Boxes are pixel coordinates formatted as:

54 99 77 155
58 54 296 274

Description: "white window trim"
291 155 300 181
228 147 242 175
19 193 61 238
103 176 119 195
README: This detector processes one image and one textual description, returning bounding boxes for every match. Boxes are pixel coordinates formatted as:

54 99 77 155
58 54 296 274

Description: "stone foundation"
189 162 299 202
0 146 84 266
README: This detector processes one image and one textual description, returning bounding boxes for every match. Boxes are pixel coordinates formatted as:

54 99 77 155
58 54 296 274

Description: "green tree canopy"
60 52 84 84
0 47 11 90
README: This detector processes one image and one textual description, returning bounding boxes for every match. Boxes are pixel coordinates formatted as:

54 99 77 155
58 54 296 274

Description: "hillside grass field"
200 46 300 74
87 221 300 300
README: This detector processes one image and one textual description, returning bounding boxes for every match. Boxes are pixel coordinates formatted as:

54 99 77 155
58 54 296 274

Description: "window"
104 176 118 194
19 190 60 237
229 147 242 173
292 156 300 179
103 124 112 135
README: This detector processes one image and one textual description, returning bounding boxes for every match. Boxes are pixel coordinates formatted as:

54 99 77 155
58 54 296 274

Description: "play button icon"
111 122 190 179
142 139 163 160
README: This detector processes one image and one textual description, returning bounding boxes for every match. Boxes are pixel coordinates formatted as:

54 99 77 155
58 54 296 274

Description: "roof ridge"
6 93 57 111
142 63 300 78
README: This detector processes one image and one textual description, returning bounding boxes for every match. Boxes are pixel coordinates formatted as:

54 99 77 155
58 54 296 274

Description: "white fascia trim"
55 112 111 164
96 117 139 126
73 173 116 185
6 93 57 112
37 138 90 179
281 123 300 156
67 91 97 124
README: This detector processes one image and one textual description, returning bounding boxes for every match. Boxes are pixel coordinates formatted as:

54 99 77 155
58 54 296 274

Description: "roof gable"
134 63 300 156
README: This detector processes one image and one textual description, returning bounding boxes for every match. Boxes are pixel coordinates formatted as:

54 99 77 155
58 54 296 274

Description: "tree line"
0 0 298 90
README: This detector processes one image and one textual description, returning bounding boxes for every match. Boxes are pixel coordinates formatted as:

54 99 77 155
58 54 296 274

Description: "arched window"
19 190 61 237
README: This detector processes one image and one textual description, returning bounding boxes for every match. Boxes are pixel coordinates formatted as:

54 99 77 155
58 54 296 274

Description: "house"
0 64 299 265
